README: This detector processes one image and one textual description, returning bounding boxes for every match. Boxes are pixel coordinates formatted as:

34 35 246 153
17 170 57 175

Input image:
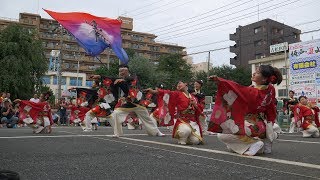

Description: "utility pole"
107 49 110 70
57 25 64 100
74 52 81 87
207 51 211 73
285 48 288 96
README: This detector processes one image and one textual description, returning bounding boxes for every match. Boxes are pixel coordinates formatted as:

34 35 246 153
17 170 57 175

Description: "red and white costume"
19 100 53 134
110 76 163 137
158 89 203 145
208 78 278 155
294 104 319 138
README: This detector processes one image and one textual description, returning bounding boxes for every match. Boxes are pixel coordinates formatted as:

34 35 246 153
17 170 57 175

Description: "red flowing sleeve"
265 86 277 123
158 89 178 121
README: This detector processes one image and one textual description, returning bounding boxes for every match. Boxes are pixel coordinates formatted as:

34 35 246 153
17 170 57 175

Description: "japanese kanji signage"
289 39 320 104
270 42 288 54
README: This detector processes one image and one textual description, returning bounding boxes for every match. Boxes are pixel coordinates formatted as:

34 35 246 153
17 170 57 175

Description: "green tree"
128 54 155 88
195 65 252 99
157 54 194 89
0 24 48 99
128 54 169 89
37 85 55 106
194 70 215 96
94 62 118 77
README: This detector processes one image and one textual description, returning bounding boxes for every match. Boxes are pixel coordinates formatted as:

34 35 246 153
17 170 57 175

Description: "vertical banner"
289 39 320 105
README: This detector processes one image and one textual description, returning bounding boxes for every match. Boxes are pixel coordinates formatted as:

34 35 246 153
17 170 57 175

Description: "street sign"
270 42 288 54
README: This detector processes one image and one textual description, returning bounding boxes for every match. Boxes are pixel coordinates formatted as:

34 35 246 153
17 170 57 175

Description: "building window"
278 89 288 97
53 76 66 85
271 39 279 45
255 53 266 59
42 76 51 85
131 34 143 41
69 77 83 86
254 40 262 46
254 64 260 70
279 68 287 75
65 63 70 69
131 44 140 49
279 29 283 35
254 26 262 34
86 81 93 87
272 28 283 35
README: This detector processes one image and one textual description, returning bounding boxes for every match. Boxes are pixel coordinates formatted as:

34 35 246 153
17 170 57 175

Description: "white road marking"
276 139 320 144
0 134 148 139
91 136 320 179
117 137 320 170
1 132 319 178
1 132 319 146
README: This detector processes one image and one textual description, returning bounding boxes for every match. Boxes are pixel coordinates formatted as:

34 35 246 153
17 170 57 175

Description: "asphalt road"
0 126 319 180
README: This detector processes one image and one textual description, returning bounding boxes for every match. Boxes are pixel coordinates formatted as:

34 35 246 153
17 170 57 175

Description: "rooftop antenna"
257 0 260 21
37 0 40 14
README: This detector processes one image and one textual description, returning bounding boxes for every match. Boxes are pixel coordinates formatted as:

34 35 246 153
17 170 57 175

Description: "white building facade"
42 71 92 96
248 53 288 99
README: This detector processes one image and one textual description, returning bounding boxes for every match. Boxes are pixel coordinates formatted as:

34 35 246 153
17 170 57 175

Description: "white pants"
84 112 100 130
84 111 94 130
289 117 301 133
43 117 50 127
176 122 202 145
127 119 142 130
199 115 208 133
110 105 162 136
302 124 320 138
218 134 260 155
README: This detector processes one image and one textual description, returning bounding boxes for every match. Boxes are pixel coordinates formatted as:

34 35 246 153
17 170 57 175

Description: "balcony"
230 57 239 66
181 51 187 56
122 34 131 40
229 33 238 41
140 46 150 51
229 45 239 54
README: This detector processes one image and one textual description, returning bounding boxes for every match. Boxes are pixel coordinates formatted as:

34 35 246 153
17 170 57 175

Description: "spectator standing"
58 98 68 125
30 94 40 103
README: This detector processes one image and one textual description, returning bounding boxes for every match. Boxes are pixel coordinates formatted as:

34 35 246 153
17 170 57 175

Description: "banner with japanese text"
289 39 320 104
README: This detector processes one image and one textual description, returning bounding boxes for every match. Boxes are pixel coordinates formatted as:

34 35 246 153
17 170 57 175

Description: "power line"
135 0 194 20
294 18 320 27
177 0 318 47
154 0 259 35
159 0 301 41
146 0 250 32
188 47 230 55
186 27 320 56
131 0 183 17
158 0 295 40
182 6 320 49
122 0 164 16
187 40 230 49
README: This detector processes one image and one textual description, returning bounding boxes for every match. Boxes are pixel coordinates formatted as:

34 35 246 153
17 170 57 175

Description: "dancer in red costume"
17 92 53 134
91 65 164 137
147 80 203 145
293 96 319 138
208 65 282 155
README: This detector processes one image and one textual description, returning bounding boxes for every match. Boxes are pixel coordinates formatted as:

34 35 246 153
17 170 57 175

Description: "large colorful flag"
44 9 129 64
